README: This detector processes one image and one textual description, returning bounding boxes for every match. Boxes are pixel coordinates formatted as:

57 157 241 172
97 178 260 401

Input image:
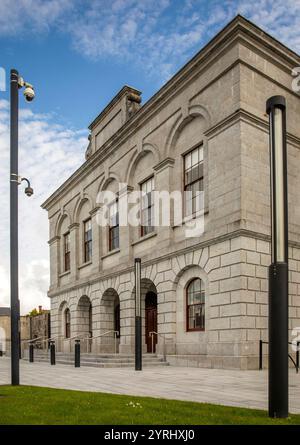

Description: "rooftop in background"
0 307 11 316
88 85 142 131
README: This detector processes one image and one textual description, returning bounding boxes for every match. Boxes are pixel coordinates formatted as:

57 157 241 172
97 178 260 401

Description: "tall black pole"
266 95 288 418
135 258 142 371
10 69 20 385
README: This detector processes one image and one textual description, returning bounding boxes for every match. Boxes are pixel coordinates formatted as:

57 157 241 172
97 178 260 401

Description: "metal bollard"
75 340 80 368
259 339 263 370
29 344 34 363
50 341 56 365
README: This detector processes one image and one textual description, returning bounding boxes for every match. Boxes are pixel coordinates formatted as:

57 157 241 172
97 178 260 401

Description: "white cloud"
0 99 87 314
53 0 300 80
0 0 73 36
0 1 299 81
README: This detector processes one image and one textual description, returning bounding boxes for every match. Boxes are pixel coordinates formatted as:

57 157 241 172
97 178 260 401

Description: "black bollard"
50 341 56 365
29 344 34 363
75 340 80 368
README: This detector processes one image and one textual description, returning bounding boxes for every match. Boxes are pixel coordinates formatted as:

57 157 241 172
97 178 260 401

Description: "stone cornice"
48 235 60 245
153 157 175 172
41 15 300 211
90 207 100 216
47 228 300 298
69 222 79 231
118 185 134 197
205 108 300 148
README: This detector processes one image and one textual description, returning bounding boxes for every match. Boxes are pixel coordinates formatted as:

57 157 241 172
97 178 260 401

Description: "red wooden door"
145 292 157 353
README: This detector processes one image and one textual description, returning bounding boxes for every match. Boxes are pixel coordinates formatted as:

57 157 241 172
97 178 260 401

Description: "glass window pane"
141 177 155 235
194 278 200 292
199 146 204 162
192 148 198 166
185 153 192 170
187 279 205 330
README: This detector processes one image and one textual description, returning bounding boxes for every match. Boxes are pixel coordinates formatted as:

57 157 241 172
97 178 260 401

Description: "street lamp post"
266 95 288 418
135 258 142 371
10 69 34 385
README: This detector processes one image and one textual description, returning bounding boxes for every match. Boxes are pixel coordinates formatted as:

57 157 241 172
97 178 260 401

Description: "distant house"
0 306 50 354
0 307 31 353
29 306 51 342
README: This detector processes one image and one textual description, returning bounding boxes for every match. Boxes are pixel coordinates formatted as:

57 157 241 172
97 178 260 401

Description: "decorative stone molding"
68 222 79 231
153 157 175 172
118 184 134 197
48 235 60 245
90 206 100 216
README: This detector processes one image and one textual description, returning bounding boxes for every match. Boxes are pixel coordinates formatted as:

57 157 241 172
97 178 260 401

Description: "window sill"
186 329 205 333
101 248 120 259
59 270 71 278
78 260 92 270
131 231 157 246
172 210 209 229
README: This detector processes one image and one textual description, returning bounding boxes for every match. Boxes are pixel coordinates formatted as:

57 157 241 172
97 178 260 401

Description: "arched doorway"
77 296 93 351
145 291 157 353
114 303 120 338
100 288 120 352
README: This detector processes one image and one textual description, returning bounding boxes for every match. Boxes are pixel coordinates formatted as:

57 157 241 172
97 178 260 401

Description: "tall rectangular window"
84 219 92 263
108 200 119 251
141 176 155 236
64 232 70 272
184 145 204 217
186 278 205 331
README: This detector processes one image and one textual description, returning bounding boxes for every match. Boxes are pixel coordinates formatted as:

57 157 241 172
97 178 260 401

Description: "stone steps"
22 352 169 368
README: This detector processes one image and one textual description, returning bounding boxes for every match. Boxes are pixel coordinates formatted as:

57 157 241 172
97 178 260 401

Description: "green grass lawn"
0 385 299 425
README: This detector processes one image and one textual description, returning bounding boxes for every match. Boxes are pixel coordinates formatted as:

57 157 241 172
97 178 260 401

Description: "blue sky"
1 0 299 129
0 0 299 313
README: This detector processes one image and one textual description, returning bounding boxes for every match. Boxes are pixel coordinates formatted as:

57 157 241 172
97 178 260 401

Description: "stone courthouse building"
42 15 300 369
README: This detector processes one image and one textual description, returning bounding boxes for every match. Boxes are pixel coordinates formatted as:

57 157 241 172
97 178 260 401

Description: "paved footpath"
1 358 300 413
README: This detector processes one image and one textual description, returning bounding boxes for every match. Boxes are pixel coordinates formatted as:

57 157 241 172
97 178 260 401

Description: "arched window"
186 278 205 331
65 308 71 338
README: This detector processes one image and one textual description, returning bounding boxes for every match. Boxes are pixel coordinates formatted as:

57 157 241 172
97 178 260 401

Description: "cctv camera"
23 85 35 102
24 186 33 197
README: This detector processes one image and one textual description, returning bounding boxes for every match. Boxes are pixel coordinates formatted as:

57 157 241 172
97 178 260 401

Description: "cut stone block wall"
49 235 300 368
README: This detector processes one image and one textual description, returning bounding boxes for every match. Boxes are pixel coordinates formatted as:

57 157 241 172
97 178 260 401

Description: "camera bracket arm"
10 174 33 196
17 77 33 90
10 174 29 185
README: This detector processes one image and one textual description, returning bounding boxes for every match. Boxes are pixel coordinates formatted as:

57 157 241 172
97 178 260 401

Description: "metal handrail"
259 339 299 373
20 336 47 358
21 335 45 345
149 331 172 360
67 333 88 352
38 334 65 351
78 330 120 354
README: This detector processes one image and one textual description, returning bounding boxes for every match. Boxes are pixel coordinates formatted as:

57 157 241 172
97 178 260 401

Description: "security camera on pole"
266 95 288 418
10 69 35 385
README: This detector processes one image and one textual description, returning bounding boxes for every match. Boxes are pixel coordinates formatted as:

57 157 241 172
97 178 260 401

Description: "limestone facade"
42 15 300 369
